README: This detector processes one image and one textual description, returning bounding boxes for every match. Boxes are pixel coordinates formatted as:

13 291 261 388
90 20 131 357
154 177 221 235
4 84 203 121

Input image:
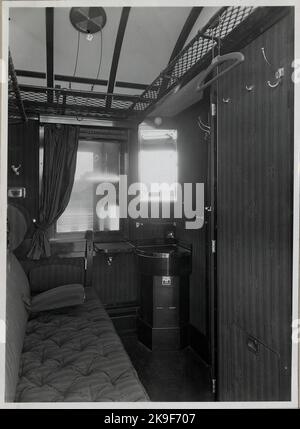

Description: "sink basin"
136 244 178 257
136 243 192 276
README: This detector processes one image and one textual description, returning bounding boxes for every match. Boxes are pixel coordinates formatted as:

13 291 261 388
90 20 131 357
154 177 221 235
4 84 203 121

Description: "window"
139 126 178 202
56 139 122 234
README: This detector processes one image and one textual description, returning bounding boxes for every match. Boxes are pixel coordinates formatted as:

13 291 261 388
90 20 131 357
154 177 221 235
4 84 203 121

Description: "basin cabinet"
137 274 190 350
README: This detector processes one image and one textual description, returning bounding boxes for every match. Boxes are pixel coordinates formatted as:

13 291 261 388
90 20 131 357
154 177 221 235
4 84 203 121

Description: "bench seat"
15 288 148 402
6 250 148 403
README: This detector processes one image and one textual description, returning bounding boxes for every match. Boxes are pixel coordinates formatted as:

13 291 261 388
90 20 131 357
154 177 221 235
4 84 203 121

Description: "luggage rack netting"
131 6 255 113
8 74 21 121
8 51 28 122
10 85 139 119
20 87 139 109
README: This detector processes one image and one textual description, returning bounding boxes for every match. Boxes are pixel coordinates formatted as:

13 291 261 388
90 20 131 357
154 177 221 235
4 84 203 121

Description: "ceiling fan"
69 7 107 34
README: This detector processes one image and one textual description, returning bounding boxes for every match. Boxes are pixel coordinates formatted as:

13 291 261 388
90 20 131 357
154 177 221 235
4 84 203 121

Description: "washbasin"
136 244 178 257
136 243 192 276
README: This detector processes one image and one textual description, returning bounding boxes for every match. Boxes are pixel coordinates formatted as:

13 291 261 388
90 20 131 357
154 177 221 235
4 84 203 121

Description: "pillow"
25 284 85 313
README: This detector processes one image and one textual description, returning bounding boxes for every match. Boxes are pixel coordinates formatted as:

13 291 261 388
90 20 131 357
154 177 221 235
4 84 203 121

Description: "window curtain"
27 124 79 260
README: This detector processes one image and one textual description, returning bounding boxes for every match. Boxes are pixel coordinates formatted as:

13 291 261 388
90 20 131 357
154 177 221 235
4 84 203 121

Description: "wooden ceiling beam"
168 7 203 64
16 69 148 91
106 7 131 109
45 8 54 102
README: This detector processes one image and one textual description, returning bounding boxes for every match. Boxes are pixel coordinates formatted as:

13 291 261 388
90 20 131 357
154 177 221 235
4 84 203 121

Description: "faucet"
166 230 175 240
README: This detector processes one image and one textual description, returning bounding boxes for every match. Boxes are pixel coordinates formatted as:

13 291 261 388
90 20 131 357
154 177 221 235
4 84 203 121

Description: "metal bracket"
211 103 216 117
212 378 217 394
212 240 216 254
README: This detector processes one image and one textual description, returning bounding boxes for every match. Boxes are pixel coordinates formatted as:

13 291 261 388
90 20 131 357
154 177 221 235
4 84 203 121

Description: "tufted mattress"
15 288 149 402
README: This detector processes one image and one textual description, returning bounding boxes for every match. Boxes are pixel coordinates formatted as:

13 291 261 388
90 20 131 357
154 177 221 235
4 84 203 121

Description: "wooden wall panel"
175 99 209 336
7 120 39 226
217 11 294 400
129 219 175 242
92 252 138 307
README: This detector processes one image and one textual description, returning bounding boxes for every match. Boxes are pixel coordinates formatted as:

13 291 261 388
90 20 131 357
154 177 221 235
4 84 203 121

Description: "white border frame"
0 0 298 409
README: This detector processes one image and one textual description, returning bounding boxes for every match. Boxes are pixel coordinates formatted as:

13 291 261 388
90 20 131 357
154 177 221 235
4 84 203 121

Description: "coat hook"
106 255 113 266
222 97 230 103
246 84 254 92
11 164 21 176
197 116 211 136
267 80 280 88
261 47 272 67
267 67 284 88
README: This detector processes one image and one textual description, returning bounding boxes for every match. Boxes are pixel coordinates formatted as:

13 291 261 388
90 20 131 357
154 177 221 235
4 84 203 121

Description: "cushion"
5 252 31 402
28 284 85 313
15 288 149 402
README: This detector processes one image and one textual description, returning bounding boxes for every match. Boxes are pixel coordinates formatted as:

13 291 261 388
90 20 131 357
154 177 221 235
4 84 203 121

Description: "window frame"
39 125 129 242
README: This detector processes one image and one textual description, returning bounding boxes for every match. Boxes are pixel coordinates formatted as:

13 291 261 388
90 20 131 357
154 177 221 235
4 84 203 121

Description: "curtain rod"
39 115 136 129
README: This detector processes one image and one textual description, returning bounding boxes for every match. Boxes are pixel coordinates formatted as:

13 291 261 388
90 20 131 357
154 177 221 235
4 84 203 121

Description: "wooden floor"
120 334 214 402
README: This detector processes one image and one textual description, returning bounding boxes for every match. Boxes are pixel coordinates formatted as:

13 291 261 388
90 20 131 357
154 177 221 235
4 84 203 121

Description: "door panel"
217 12 293 400
228 324 281 401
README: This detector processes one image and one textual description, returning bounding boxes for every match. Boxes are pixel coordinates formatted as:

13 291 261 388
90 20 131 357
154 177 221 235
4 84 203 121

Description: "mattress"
15 288 149 402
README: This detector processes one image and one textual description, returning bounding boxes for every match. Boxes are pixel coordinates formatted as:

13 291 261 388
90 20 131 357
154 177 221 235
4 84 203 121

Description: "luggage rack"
8 51 28 123
8 6 279 122
17 85 140 120
129 6 255 115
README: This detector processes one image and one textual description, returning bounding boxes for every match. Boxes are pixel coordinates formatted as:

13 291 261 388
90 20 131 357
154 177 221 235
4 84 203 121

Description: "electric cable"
69 31 81 90
68 32 82 120
91 29 103 91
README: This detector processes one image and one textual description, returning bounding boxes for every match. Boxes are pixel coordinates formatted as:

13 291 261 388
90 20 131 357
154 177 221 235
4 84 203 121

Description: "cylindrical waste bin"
136 244 192 350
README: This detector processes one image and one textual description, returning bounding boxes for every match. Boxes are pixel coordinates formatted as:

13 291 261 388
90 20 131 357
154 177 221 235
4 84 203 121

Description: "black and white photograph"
0 0 299 412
